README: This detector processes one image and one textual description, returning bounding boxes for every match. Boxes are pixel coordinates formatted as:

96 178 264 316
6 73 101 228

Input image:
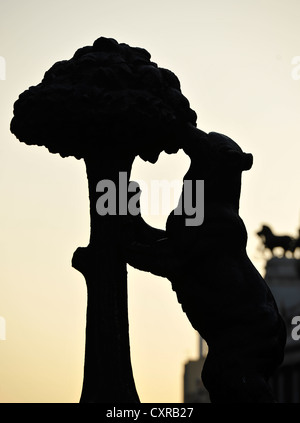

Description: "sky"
0 0 300 403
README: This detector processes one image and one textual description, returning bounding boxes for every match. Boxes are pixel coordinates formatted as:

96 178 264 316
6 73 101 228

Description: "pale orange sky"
0 0 300 402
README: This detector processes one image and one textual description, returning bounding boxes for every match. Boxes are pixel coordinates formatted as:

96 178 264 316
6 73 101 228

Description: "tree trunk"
72 156 140 403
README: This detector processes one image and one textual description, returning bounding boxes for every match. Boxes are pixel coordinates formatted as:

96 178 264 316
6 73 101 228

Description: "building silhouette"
266 257 300 403
183 255 300 403
183 336 210 403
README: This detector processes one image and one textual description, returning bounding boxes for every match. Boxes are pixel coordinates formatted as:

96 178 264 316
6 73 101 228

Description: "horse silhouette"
292 229 300 255
257 225 295 256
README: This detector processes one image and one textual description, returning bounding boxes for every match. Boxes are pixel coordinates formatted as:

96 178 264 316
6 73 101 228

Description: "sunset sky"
0 0 300 402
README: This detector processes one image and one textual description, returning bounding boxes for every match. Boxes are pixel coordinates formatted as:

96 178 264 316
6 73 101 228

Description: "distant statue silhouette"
294 229 300 254
257 225 296 257
124 127 286 403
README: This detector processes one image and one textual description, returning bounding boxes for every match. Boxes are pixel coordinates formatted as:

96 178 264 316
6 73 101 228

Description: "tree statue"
10 37 196 402
124 128 287 403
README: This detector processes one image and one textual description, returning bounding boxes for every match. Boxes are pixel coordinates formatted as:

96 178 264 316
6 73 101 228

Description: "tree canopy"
11 37 197 161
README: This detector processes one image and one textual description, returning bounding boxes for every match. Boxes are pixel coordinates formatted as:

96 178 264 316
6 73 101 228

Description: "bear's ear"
225 150 253 171
242 153 253 170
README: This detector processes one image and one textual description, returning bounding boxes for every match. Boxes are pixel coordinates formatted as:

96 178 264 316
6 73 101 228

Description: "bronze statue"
257 225 296 257
124 127 286 403
10 36 286 403
294 229 300 254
